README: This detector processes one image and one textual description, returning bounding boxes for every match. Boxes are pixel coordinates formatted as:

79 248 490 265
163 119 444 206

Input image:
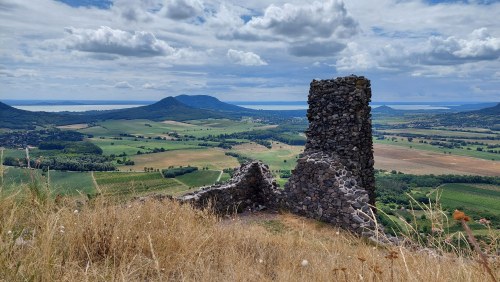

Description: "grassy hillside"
1 192 497 281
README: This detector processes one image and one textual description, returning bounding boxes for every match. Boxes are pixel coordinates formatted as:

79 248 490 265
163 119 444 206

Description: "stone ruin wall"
283 75 376 235
177 75 376 236
302 76 375 206
179 161 282 213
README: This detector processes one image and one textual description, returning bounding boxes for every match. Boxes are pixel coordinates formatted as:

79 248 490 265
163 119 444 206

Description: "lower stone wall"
178 161 281 213
283 153 375 236
177 159 376 237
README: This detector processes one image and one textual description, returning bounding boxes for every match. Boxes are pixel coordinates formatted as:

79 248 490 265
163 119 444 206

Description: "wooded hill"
0 95 306 129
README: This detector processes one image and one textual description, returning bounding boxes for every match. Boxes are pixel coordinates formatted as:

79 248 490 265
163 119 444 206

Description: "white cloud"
424 28 500 63
246 0 356 39
226 49 267 66
161 0 204 20
0 68 38 78
114 81 134 88
63 26 175 57
224 0 357 57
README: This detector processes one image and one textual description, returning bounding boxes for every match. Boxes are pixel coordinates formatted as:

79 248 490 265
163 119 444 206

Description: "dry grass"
1 187 499 282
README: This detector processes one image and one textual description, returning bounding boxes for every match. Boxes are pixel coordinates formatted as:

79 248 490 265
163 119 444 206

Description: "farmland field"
78 118 271 139
93 171 188 196
436 183 500 214
175 170 221 187
89 137 203 156
231 142 303 171
2 167 95 195
128 148 239 171
381 128 499 139
374 138 500 161
374 144 499 176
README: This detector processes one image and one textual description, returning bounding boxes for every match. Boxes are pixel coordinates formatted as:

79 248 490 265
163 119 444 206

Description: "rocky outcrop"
178 161 281 213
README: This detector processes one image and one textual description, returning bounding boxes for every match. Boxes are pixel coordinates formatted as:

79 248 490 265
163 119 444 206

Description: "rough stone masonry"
178 75 376 236
283 75 376 235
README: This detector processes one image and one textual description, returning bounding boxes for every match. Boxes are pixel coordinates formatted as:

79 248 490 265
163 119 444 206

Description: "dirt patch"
57 123 88 130
161 120 195 127
254 125 279 130
374 144 499 176
233 143 270 153
129 148 239 171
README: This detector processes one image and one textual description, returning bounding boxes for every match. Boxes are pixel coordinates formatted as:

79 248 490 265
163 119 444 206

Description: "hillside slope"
0 102 86 129
175 94 254 113
408 102 500 129
0 194 494 281
92 97 223 121
0 97 224 129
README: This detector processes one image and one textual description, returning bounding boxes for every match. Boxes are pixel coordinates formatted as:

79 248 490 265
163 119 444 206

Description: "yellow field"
128 148 239 171
374 144 499 176
56 123 89 130
161 120 196 127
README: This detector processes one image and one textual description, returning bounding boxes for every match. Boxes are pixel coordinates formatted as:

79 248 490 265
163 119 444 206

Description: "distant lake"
13 105 147 112
235 104 450 111
372 105 450 110
236 104 309 110
12 103 450 112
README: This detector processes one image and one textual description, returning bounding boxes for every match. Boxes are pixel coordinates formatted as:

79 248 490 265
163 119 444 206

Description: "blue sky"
0 0 499 102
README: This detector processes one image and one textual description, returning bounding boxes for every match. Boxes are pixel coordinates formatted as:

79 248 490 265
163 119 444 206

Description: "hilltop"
409 102 500 129
0 193 493 281
0 95 307 129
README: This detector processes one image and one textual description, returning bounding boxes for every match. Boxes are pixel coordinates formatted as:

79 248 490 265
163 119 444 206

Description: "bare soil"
56 123 89 130
130 148 239 171
374 144 499 176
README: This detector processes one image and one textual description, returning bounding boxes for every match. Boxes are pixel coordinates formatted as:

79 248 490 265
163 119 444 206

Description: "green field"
89 137 204 156
436 183 500 214
2 167 95 196
77 119 270 139
175 170 222 188
383 128 499 139
79 119 192 137
93 171 189 196
231 143 302 172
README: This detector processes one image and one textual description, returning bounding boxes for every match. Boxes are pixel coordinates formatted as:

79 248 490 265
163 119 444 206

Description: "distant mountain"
91 97 223 121
372 105 401 114
447 102 498 113
0 102 85 129
175 95 253 113
408 102 500 130
0 97 223 129
0 95 308 129
470 102 500 115
175 95 306 119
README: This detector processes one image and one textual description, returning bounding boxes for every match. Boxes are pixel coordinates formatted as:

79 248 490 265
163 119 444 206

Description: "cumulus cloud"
161 0 204 20
244 0 356 39
0 68 38 78
114 81 134 88
63 26 175 57
288 41 346 57
226 49 267 66
423 28 500 64
221 0 357 57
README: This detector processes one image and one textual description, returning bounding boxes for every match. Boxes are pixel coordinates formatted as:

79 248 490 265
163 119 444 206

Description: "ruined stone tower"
304 75 375 205
283 75 376 235
178 75 377 236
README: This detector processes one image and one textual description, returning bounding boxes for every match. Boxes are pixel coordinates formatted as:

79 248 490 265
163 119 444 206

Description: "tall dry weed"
0 187 498 281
